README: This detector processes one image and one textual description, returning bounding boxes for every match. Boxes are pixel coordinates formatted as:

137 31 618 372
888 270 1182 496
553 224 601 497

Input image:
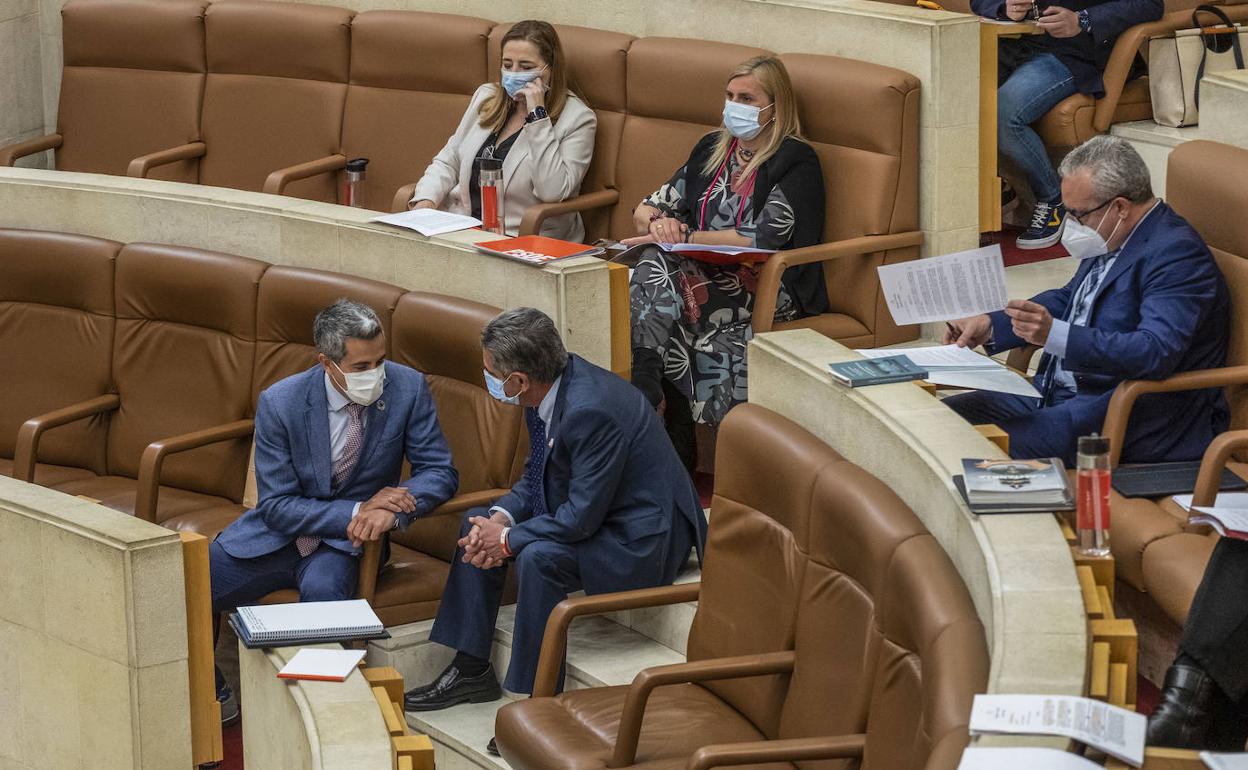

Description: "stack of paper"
1202 752 1248 769
371 209 482 236
969 694 1146 767
877 244 1008 326
857 345 1039 398
277 647 366 682
957 747 1102 770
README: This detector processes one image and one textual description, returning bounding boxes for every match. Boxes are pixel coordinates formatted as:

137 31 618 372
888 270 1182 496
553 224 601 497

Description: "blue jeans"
998 43 1077 204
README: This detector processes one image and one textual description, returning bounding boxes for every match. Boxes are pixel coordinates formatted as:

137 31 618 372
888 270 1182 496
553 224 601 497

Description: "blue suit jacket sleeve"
972 0 1006 19
1085 0 1163 47
398 375 458 526
987 281 1076 354
253 390 356 538
1063 240 1219 379
506 410 628 552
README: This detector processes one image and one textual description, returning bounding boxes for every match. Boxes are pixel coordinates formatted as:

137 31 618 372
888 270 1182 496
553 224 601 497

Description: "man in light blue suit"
210 299 458 721
403 308 707 755
945 136 1229 465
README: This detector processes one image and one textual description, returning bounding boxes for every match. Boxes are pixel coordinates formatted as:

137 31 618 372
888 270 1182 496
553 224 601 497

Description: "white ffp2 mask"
333 361 386 406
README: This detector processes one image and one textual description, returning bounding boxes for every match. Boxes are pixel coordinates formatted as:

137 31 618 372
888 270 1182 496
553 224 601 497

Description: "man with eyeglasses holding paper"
942 136 1229 466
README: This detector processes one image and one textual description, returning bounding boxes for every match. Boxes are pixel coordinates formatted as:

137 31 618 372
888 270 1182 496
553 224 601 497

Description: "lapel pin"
377 400 386 412
548 437 554 449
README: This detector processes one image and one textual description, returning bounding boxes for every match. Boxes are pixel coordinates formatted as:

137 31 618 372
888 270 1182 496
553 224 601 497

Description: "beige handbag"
1148 5 1246 128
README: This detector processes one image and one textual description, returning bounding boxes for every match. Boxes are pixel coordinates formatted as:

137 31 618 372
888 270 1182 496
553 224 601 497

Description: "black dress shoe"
1148 664 1238 749
403 664 502 712
487 737 499 757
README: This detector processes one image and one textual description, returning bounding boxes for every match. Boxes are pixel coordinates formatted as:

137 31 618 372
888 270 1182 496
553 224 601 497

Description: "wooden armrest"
263 154 346 197
686 734 867 770
428 489 511 517
126 142 206 178
1189 429 1248 507
532 582 701 697
1093 6 1248 132
518 189 620 236
392 183 418 213
0 133 64 166
13 395 120 482
135 419 256 522
752 230 924 333
612 651 796 767
358 539 383 604
1102 365 1248 466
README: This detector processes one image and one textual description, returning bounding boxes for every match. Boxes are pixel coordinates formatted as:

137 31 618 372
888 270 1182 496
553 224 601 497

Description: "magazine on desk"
953 457 1075 514
474 235 604 266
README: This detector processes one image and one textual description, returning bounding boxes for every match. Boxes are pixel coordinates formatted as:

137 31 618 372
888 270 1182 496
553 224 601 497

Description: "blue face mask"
722 99 774 141
484 369 522 405
501 66 547 98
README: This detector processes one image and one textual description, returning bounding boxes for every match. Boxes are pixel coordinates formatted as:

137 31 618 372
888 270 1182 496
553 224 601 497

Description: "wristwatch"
525 106 549 124
1077 9 1092 33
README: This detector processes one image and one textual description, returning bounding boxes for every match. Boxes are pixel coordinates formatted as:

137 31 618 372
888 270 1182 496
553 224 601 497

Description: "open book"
857 345 1040 398
1172 493 1248 540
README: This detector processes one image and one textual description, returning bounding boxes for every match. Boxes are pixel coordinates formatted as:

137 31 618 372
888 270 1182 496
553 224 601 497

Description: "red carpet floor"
221 722 243 769
986 226 1070 267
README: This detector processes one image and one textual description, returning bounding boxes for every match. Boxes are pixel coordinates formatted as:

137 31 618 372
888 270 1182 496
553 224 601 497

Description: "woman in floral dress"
625 55 827 469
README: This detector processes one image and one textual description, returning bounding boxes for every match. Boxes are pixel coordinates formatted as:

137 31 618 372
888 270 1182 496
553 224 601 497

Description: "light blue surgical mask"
722 99 774 141
501 66 547 98
484 369 522 405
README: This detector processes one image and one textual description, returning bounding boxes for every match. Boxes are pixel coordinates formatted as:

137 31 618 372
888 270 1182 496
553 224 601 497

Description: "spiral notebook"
230 599 388 649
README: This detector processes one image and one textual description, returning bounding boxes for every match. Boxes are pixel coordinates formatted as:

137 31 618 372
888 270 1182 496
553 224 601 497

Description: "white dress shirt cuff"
489 505 516 527
1044 319 1071 359
350 502 362 519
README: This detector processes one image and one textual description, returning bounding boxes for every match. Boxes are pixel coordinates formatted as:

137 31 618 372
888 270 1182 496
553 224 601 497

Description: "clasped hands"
1003 0 1081 37
346 486 416 548
944 300 1053 348
459 511 511 570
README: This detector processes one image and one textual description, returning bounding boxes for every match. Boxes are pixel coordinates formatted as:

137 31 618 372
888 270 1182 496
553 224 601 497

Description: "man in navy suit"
403 309 707 738
210 299 458 720
973 0 1162 248
945 136 1229 465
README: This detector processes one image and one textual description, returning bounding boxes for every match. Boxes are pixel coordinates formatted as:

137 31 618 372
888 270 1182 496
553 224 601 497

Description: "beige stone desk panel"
0 475 192 770
13 0 982 257
748 331 1087 745
0 167 614 369
239 643 392 770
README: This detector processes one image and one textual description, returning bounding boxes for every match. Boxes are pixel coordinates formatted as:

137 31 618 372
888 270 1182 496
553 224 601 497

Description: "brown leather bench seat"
497 403 988 770
3 0 923 350
0 226 525 626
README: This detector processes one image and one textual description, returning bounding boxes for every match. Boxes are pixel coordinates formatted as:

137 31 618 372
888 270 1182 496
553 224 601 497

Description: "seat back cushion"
57 0 207 183
200 1 353 201
389 292 523 561
688 403 834 739
0 229 119 472
612 37 768 240
109 244 267 500
779 52 920 343
1168 140 1248 447
859 535 988 770
343 11 494 212
488 22 634 240
253 265 404 404
776 460 930 768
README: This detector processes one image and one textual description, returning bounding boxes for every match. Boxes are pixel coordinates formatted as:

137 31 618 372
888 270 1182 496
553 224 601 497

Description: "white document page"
371 209 482 236
660 243 774 256
859 345 999 370
277 648 366 681
1202 751 1248 769
1172 493 1248 511
878 244 1009 325
969 694 1146 767
957 747 1103 770
1191 507 1248 536
927 369 1041 398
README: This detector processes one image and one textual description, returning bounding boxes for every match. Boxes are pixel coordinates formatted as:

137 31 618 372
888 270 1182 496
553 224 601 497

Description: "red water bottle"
1076 434 1111 557
479 157 504 234
342 157 368 208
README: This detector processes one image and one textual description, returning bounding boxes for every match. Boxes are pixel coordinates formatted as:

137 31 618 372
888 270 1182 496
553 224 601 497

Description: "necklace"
737 145 756 162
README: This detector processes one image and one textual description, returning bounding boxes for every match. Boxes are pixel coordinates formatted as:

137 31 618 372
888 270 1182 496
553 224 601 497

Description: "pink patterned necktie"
296 402 366 558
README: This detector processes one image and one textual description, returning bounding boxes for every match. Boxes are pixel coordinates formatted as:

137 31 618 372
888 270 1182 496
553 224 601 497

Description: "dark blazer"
215 362 459 559
986 202 1230 463
973 0 1163 95
497 354 708 594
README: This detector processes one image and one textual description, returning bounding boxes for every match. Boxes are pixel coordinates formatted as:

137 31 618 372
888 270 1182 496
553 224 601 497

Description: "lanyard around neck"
698 139 758 231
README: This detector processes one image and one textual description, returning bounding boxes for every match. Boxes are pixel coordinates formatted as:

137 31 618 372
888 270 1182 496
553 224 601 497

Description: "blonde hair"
701 56 803 188
478 20 571 134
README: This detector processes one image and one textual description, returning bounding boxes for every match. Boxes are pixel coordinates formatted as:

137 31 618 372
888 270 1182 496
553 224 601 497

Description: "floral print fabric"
630 154 797 426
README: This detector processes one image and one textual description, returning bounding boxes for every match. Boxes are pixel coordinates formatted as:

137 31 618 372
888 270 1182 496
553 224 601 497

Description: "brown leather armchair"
496 403 988 770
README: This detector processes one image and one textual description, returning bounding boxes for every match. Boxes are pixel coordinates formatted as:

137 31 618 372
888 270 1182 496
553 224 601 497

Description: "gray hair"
1058 135 1153 203
313 298 383 362
481 307 567 383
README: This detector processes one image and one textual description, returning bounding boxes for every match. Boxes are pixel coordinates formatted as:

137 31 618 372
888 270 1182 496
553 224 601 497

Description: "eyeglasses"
1067 198 1114 226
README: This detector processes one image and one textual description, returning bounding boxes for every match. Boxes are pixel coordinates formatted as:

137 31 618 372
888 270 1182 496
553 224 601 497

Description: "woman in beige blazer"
410 20 596 242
